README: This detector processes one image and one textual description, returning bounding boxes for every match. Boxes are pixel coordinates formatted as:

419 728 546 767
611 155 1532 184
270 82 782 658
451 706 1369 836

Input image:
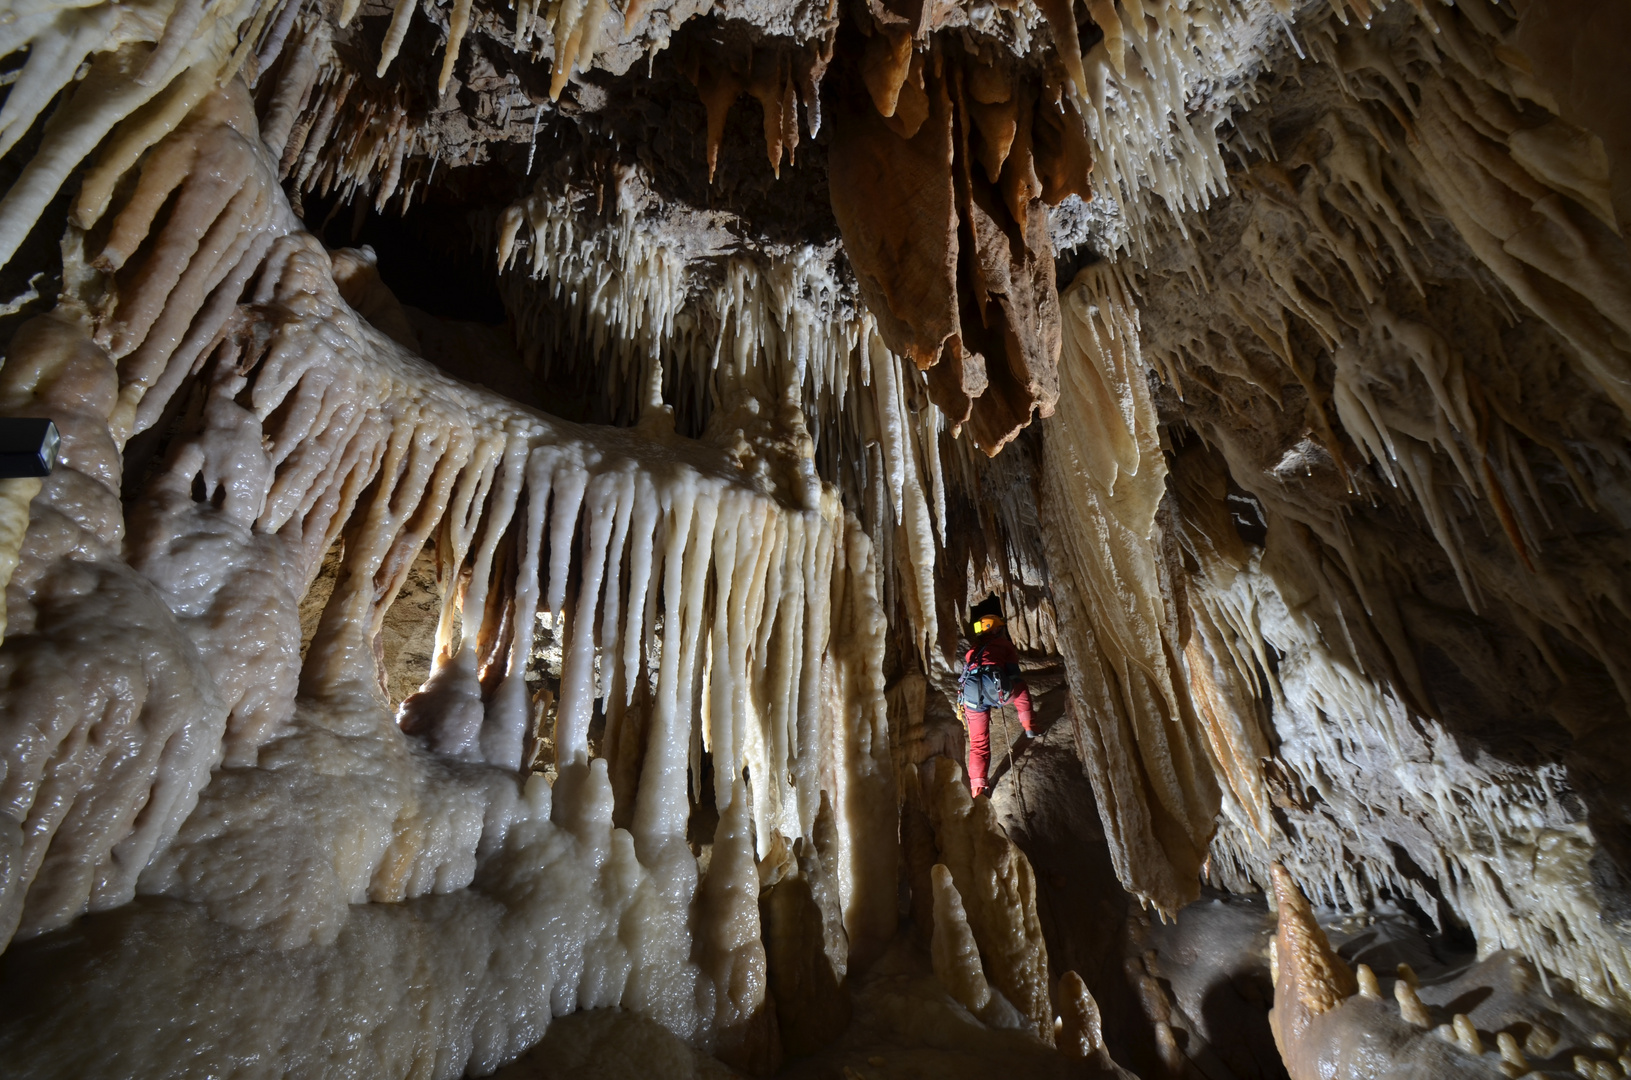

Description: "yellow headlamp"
973 614 1004 635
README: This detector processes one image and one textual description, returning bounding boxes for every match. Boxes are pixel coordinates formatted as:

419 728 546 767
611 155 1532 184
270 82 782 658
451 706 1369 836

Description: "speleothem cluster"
0 0 1625 1074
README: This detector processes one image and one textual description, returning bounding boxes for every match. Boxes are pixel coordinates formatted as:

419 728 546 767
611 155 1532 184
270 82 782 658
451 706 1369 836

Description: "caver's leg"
965 707 991 796
1009 681 1035 735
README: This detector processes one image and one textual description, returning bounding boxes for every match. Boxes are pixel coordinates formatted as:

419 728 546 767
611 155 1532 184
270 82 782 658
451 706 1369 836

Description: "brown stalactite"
827 34 1076 453
828 51 961 370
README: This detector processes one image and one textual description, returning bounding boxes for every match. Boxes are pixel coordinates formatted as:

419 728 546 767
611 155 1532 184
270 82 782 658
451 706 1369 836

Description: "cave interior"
0 0 1628 1075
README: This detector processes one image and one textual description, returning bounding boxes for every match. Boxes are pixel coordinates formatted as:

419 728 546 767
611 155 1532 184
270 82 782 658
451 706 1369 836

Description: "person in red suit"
957 601 1034 798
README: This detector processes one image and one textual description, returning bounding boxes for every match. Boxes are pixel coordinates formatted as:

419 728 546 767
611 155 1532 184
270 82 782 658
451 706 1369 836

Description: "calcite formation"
0 0 1626 1074
1268 864 1631 1079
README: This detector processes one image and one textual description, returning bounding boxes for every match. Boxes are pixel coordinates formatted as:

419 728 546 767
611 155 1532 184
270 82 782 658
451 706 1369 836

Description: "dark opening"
303 185 508 325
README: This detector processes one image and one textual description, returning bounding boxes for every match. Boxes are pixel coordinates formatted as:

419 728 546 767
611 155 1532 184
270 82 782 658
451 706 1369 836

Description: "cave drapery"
0 0 1627 1074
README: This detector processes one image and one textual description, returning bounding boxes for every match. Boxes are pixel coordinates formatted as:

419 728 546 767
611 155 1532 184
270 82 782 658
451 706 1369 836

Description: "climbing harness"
958 639 1012 712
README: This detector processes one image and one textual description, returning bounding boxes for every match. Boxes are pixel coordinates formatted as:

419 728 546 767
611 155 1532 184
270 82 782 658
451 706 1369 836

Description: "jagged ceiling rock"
234 0 1294 456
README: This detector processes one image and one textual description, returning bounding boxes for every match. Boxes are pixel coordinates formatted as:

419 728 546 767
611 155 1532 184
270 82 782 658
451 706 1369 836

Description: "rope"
996 701 1011 776
996 696 1031 820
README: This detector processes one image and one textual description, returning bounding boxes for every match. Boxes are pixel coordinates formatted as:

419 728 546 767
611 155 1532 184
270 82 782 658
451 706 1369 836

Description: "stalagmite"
1497 1032 1527 1073
696 776 780 1072
759 829 850 1056
0 311 227 950
930 862 994 1015
1269 864 1357 1028
0 474 37 640
1355 963 1380 999
1397 980 1433 1028
1453 1013 1484 1057
924 756 1053 1044
1056 970 1102 1058
1056 969 1136 1075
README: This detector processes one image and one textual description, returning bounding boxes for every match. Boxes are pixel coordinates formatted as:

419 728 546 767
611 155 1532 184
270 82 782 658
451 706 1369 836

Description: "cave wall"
1034 0 1631 1007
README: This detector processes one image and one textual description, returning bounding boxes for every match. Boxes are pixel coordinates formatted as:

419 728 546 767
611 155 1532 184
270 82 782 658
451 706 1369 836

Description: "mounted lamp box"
0 418 58 478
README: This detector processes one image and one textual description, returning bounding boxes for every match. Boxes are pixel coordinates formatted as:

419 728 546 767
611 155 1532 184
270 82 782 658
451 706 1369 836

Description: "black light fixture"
0 419 59 478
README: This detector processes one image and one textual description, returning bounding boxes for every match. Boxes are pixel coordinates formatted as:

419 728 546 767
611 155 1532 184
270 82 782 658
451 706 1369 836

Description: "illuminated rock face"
0 0 1627 1074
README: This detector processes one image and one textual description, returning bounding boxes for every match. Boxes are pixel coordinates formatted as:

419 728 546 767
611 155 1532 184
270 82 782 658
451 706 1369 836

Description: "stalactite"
0 0 271 273
1040 263 1221 915
492 169 994 671
1055 0 1278 253
826 39 1071 455
677 38 812 182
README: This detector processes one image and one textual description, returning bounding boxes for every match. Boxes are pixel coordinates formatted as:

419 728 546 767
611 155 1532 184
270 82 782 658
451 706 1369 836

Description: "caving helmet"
970 596 1005 637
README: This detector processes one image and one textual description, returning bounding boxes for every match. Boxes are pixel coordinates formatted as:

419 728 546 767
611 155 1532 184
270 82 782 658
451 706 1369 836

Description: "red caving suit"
958 632 1033 797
